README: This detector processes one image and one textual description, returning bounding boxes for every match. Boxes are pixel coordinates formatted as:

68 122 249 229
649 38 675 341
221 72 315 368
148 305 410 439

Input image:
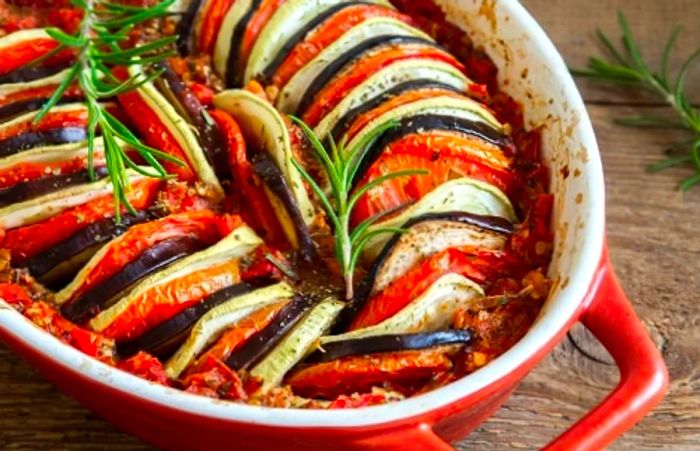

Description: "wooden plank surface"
1 0 699 449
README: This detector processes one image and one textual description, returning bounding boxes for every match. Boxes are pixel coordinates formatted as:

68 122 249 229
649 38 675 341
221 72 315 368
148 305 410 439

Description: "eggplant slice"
26 209 151 286
251 151 317 262
225 295 313 370
0 60 73 85
0 127 86 158
307 329 474 363
61 235 208 323
154 62 229 180
175 0 205 56
350 113 513 188
117 281 261 358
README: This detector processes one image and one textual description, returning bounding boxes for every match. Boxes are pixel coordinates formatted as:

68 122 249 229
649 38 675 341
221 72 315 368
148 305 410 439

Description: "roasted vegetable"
213 0 263 86
0 69 83 121
0 29 74 84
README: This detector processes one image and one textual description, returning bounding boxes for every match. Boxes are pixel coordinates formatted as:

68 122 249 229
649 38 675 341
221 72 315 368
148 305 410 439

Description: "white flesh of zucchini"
0 140 104 172
0 68 72 95
213 0 254 80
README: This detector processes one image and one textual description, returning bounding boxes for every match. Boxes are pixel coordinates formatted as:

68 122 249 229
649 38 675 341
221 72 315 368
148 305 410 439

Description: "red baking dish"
0 0 668 449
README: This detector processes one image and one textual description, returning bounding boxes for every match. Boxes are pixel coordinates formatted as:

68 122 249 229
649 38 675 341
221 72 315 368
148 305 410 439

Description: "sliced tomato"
286 348 452 399
272 5 414 88
115 70 196 182
101 259 242 341
343 88 464 143
196 0 237 55
349 247 519 330
0 152 103 189
0 83 82 109
210 109 287 245
351 132 513 226
300 44 464 127
0 107 88 141
239 0 286 68
0 36 70 76
1 177 161 264
184 299 289 377
65 210 225 305
183 356 247 400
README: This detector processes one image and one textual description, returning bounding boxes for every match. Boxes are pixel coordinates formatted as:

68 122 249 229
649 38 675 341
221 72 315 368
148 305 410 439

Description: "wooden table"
1 1 699 449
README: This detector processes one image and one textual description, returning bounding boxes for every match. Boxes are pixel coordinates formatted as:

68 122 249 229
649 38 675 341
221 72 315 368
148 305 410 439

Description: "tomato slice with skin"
301 44 464 127
0 153 103 189
0 108 88 141
239 0 286 69
1 177 162 264
66 210 225 305
196 0 237 55
349 247 519 330
286 348 453 399
0 84 82 108
0 37 69 76
101 259 242 341
272 5 414 88
350 132 513 226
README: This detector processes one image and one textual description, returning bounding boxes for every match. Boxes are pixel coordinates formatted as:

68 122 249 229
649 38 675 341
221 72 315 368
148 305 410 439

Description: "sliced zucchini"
243 0 394 84
275 17 431 114
0 67 71 94
212 0 259 85
361 177 517 260
88 224 263 334
322 273 483 343
165 282 295 378
249 297 344 394
0 141 99 172
312 58 472 140
129 65 224 199
213 89 316 226
0 69 81 121
0 169 148 230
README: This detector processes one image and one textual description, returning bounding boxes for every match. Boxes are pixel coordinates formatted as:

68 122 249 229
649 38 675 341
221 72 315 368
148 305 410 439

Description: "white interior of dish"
0 0 605 427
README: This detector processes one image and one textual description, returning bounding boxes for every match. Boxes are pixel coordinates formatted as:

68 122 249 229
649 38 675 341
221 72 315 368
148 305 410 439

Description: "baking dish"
0 0 668 449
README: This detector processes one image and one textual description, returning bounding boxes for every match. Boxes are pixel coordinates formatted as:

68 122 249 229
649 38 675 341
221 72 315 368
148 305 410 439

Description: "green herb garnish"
289 118 427 300
572 12 700 190
34 0 184 219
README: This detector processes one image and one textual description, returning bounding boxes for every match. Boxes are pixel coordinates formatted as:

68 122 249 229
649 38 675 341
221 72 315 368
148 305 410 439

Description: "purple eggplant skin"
174 0 205 56
0 61 72 85
296 36 437 115
225 295 313 371
0 96 83 122
350 114 514 189
60 236 208 324
0 127 86 158
306 329 474 363
334 212 512 332
251 151 317 263
117 281 259 358
155 62 229 181
0 166 109 208
26 209 152 287
225 0 262 87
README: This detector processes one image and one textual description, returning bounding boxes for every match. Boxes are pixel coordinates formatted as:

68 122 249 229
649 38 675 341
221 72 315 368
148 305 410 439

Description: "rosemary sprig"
572 12 700 190
34 0 184 219
289 118 427 300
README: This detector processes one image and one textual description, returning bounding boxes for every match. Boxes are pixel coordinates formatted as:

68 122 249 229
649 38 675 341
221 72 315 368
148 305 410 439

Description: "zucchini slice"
213 89 316 227
128 66 224 199
243 0 393 84
88 225 263 334
361 177 517 260
322 273 483 343
165 282 295 378
213 0 260 85
249 297 344 393
0 69 81 121
312 58 472 140
275 17 431 114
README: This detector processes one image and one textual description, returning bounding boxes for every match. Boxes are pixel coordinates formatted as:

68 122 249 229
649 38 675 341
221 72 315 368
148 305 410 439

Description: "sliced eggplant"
61 236 207 324
0 166 108 207
307 329 474 363
154 62 229 180
243 0 394 85
0 169 148 230
212 0 261 86
118 281 261 358
275 17 431 114
251 151 316 261
360 177 516 261
26 209 152 287
312 59 472 140
128 65 224 199
350 114 513 188
175 0 205 55
322 273 483 344
249 297 344 393
165 282 295 378
88 224 263 334
291 36 437 116
225 295 313 370
213 89 316 226
259 1 367 83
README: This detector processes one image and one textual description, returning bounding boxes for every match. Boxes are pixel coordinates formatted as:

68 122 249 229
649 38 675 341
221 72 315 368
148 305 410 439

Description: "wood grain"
1 1 699 449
